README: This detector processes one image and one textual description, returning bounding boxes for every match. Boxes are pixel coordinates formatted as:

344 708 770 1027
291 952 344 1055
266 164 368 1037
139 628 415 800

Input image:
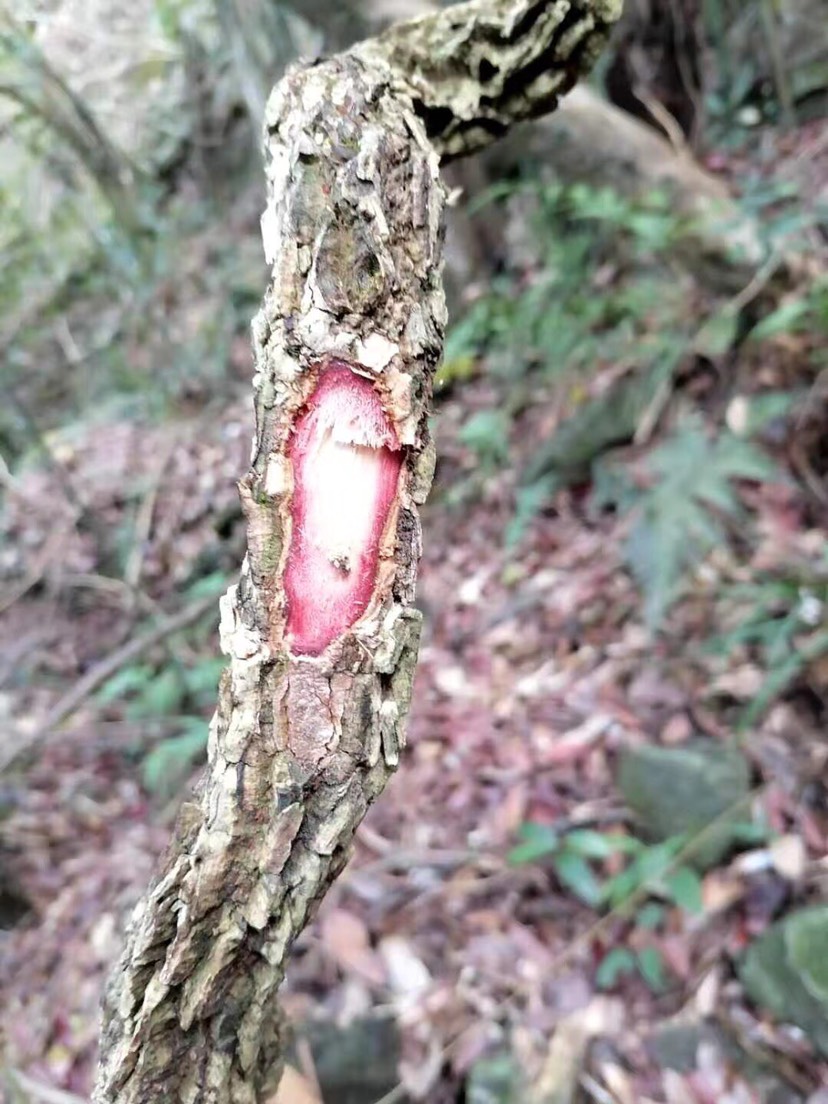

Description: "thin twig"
580 1072 621 1104
124 438 177 592
355 847 501 877
295 1037 324 1104
42 594 217 731
726 252 783 316
634 87 691 160
758 0 795 130
5 1069 87 1104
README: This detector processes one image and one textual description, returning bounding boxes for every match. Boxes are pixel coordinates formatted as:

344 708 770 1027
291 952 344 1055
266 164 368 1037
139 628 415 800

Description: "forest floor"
2 124 828 1104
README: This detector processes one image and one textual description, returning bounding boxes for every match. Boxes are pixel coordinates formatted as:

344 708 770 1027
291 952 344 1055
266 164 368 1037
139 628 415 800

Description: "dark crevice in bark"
485 1 589 107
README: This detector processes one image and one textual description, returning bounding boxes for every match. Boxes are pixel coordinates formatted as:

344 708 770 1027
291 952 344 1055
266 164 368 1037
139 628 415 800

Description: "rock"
618 739 751 869
466 1052 523 1104
786 907 828 1003
33 0 321 173
646 1021 710 1074
299 1016 404 1104
740 907 828 1058
646 1016 807 1103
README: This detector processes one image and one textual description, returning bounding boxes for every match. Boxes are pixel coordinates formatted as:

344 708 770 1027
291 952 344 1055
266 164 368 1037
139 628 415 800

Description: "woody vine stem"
92 2 621 1101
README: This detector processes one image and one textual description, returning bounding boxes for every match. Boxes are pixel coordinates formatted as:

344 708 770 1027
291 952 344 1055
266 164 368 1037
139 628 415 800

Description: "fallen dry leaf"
379 935 431 1005
318 906 386 988
269 1065 322 1104
769 833 807 882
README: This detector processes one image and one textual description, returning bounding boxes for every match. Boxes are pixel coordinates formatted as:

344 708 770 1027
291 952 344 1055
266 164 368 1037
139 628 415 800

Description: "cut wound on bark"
284 364 402 656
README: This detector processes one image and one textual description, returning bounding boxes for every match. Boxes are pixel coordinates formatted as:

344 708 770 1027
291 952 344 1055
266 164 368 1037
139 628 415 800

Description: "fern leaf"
623 414 778 625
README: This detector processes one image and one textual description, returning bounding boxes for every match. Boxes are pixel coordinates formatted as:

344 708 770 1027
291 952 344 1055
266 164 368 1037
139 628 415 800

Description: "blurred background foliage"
1 0 828 1101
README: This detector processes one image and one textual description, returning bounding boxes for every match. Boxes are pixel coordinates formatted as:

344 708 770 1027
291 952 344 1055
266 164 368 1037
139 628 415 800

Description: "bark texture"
359 0 620 160
93 3 620 1103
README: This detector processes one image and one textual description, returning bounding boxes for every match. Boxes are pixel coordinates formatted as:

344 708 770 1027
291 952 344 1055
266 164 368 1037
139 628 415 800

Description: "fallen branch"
92 3 620 1102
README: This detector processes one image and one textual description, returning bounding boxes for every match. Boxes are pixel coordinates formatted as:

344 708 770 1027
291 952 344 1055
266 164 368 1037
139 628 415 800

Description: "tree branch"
359 0 621 159
93 2 620 1102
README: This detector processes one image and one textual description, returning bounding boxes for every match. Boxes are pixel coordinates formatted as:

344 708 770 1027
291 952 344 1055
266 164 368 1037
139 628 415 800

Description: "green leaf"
443 299 496 362
126 667 185 720
617 415 779 625
636 946 666 991
459 409 511 466
185 571 229 599
693 310 740 358
553 851 604 907
434 354 477 391
731 391 796 435
728 819 771 846
563 829 640 859
505 476 559 547
664 866 703 914
96 663 153 705
619 743 752 870
507 823 560 865
636 902 666 930
182 656 226 705
141 718 207 796
524 373 648 487
465 1051 522 1104
596 947 637 989
740 909 828 1057
785 906 828 1004
603 865 644 909
751 298 811 340
636 839 683 885
739 649 809 728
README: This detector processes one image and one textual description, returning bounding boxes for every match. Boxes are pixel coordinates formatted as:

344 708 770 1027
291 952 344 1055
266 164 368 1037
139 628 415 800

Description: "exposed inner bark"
285 364 403 657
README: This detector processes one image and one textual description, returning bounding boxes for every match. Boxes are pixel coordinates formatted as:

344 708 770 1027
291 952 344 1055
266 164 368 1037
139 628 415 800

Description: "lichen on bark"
93 3 620 1102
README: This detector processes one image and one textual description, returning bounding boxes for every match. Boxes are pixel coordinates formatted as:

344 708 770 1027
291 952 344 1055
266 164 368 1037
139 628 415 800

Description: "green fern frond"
615 414 779 625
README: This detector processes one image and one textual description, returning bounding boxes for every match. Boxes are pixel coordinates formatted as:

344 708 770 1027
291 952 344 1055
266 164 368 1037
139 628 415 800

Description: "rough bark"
358 0 620 160
92 3 620 1103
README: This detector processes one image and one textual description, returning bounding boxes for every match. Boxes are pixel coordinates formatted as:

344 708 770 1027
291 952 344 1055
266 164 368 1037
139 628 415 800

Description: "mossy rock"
466 1052 523 1104
740 907 828 1058
618 739 751 869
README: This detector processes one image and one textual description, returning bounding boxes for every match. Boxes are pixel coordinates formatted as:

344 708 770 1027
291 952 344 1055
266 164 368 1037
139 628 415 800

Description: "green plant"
97 651 224 794
710 566 828 726
509 822 710 992
447 182 689 392
737 176 828 263
595 944 666 992
749 276 828 368
508 824 704 914
592 413 778 625
140 715 211 798
458 409 512 469
446 181 699 526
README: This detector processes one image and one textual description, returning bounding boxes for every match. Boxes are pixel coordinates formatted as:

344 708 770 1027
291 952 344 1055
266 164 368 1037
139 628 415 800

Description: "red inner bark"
284 364 402 656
